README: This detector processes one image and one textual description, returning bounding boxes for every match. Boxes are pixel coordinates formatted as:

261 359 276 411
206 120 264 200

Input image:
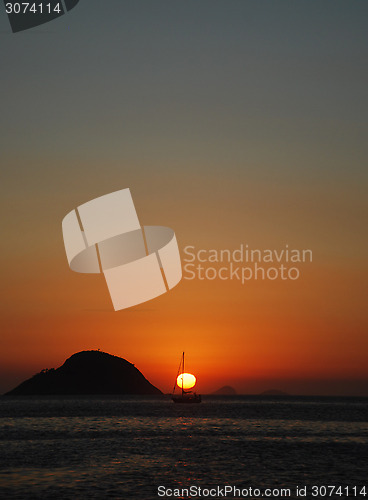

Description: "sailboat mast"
182 351 184 394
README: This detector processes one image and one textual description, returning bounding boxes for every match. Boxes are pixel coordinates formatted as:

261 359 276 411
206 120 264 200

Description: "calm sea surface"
0 396 367 499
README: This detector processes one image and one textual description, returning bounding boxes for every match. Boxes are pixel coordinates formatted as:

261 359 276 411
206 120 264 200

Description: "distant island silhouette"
5 350 162 396
212 385 237 395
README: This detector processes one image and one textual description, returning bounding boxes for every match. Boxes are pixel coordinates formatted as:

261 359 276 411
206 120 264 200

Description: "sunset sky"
1 1 367 395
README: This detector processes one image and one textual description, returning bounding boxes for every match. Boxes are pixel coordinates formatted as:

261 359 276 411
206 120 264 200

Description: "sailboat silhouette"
172 352 201 404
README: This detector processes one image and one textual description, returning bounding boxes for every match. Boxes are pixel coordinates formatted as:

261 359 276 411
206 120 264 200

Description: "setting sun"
176 373 196 390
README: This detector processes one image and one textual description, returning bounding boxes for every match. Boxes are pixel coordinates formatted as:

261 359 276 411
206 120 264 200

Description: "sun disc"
177 373 196 389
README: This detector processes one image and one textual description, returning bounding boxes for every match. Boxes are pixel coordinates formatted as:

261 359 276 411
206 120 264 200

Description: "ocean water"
0 396 367 499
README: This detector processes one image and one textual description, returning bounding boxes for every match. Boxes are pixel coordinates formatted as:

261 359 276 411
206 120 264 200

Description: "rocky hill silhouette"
5 350 162 396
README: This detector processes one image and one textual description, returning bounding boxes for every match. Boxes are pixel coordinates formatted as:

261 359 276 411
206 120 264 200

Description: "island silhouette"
5 350 162 396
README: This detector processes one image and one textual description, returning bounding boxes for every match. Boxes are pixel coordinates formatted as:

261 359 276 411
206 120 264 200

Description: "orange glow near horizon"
0 169 367 397
177 373 196 389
